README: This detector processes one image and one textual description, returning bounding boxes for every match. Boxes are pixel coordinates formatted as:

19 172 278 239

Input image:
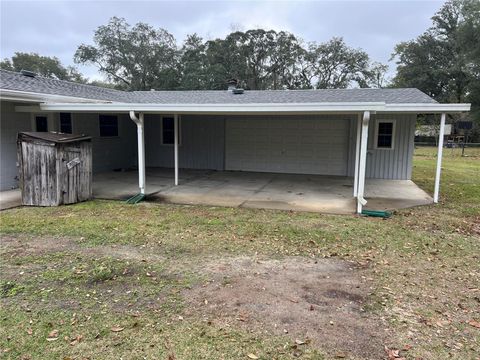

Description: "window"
161 116 180 145
375 120 395 149
35 115 48 132
99 115 118 137
59 113 72 133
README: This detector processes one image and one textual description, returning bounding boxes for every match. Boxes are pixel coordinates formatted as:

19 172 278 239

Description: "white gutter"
39 102 386 113
382 103 471 113
129 111 146 195
36 101 471 114
1 89 111 104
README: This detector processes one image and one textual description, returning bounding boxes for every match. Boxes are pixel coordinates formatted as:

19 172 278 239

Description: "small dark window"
35 116 48 132
99 115 118 137
162 117 175 144
376 121 394 149
60 113 72 133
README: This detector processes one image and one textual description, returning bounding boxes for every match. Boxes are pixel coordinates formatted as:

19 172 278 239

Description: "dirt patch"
184 256 386 359
0 235 165 262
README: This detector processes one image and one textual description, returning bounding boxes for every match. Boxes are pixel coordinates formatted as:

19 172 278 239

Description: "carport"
92 168 432 214
38 101 468 214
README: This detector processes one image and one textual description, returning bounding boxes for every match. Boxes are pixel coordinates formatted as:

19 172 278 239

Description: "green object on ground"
361 209 392 218
126 193 145 204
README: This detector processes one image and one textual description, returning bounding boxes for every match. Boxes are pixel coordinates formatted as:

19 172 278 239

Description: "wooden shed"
17 132 92 206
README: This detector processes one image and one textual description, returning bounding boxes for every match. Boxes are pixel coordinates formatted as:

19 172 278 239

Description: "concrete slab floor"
0 189 21 210
93 168 433 214
0 168 433 214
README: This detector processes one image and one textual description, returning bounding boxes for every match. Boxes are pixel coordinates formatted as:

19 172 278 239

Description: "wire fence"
415 142 480 148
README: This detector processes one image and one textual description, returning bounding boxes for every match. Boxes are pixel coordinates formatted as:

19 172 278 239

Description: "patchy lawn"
0 147 479 360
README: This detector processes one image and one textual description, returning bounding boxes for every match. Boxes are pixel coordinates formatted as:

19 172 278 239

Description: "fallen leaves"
46 329 59 341
110 326 125 332
69 335 83 346
384 348 402 359
467 319 480 328
247 354 259 359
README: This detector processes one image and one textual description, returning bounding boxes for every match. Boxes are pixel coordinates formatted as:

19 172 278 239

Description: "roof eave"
34 101 471 114
0 89 112 104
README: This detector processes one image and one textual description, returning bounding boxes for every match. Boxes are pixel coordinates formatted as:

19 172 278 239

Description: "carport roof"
0 69 471 113
1 69 437 104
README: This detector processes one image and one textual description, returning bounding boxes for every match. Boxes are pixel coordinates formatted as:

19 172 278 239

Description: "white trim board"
31 102 471 114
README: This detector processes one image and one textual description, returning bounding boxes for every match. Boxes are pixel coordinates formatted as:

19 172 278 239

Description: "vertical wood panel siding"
145 115 225 170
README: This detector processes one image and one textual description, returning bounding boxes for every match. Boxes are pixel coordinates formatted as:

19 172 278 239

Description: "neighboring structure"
0 69 471 213
17 132 92 206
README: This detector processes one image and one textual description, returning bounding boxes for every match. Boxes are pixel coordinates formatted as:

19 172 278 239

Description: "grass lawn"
0 147 479 360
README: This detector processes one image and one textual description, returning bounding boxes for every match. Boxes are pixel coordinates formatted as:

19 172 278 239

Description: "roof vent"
232 88 244 94
227 78 238 92
21 70 36 78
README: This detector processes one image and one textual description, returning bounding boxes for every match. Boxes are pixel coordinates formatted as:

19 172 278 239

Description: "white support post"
353 113 362 197
433 113 446 203
129 111 146 194
357 111 370 214
174 114 179 186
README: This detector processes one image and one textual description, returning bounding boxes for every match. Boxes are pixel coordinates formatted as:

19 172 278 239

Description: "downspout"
356 110 370 213
129 111 146 195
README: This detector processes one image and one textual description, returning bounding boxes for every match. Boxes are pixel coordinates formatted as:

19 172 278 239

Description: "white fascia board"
37 101 472 114
39 102 386 113
381 103 471 113
0 89 110 104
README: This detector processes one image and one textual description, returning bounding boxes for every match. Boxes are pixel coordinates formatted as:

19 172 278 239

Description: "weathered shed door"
58 142 92 204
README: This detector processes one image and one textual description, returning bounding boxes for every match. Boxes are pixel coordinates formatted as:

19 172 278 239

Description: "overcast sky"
0 0 444 81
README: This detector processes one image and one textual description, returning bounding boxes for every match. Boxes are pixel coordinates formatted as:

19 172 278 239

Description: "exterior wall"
71 113 136 172
0 102 136 190
145 114 225 170
346 113 417 180
225 115 352 176
366 113 416 180
1 101 32 190
1 105 417 192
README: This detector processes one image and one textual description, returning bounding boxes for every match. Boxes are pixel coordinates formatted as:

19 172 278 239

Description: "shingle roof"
0 69 437 104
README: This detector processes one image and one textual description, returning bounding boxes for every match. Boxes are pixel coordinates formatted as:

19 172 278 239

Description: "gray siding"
71 113 136 172
1 101 32 190
346 113 416 180
0 103 136 190
1 106 416 192
225 115 352 175
366 114 416 180
145 114 225 170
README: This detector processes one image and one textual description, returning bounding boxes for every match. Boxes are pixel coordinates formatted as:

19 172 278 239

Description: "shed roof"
1 69 438 105
18 132 91 143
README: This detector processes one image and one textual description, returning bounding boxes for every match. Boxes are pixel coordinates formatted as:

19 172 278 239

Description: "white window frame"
374 119 396 150
160 115 181 146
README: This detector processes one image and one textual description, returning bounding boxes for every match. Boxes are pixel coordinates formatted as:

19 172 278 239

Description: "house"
0 69 471 213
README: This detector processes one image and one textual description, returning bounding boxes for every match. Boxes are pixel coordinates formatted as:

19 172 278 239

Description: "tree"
178 34 210 90
0 52 85 82
304 38 383 89
392 0 480 137
74 17 180 90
